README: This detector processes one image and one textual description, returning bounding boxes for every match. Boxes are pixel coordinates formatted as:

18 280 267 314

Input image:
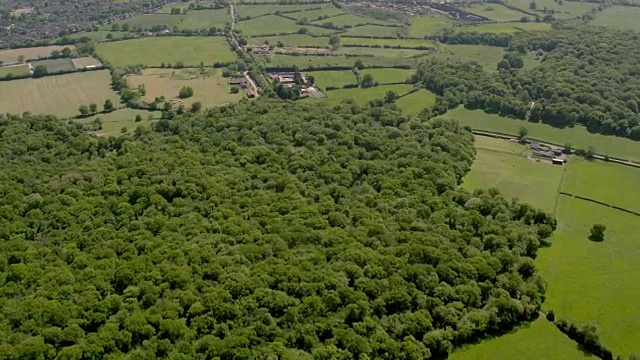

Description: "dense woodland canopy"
421 26 640 141
0 103 555 359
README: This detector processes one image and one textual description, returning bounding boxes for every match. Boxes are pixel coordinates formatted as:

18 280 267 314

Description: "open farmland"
0 45 75 64
341 37 433 48
408 14 456 38
312 13 388 27
395 89 437 115
0 70 120 118
444 107 640 162
343 24 403 37
537 196 640 357
107 14 184 30
158 2 190 13
31 58 75 73
79 108 161 136
465 3 528 21
236 15 302 35
236 4 313 18
310 84 413 106
461 136 563 212
591 6 640 31
179 9 230 29
505 0 598 19
96 37 237 67
459 21 552 33
450 318 589 360
0 65 30 78
306 70 357 89
435 44 505 70
71 57 103 69
263 53 412 70
360 68 412 84
126 68 243 108
284 5 346 20
252 34 329 47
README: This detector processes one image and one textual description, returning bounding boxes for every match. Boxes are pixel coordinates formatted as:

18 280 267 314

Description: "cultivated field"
31 58 75 73
96 37 237 67
465 3 529 22
395 89 437 115
461 136 563 211
126 68 243 108
0 70 120 118
408 13 455 38
343 24 402 37
306 70 357 89
236 15 301 35
0 45 75 64
0 65 30 78
179 9 230 29
445 107 640 162
450 318 589 360
591 6 640 31
435 44 505 70
360 68 412 84
310 84 413 105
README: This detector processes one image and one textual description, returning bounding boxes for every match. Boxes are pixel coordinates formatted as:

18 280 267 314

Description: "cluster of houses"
268 71 310 88
531 142 566 165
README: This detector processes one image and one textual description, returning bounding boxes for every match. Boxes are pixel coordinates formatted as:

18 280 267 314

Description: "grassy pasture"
461 136 563 212
395 89 437 115
71 57 103 69
0 65 30 78
341 37 434 48
263 54 413 69
337 47 426 58
236 4 313 18
306 70 357 89
537 196 640 357
506 0 598 19
66 31 127 42
31 58 75 73
408 13 455 38
313 13 389 27
450 318 589 360
96 37 236 67
126 68 242 108
311 84 413 105
0 45 75 63
158 2 191 13
80 108 162 136
465 3 529 21
0 70 119 118
444 107 640 162
592 6 640 31
435 44 505 70
179 9 230 29
459 21 552 33
236 15 301 35
107 14 184 29
342 24 402 37
561 157 640 213
360 68 412 84
252 34 329 47
285 5 346 20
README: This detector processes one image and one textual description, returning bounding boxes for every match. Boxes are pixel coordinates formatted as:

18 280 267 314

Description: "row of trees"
78 100 115 116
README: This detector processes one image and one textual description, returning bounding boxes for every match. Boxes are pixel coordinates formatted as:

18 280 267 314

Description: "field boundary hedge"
558 192 640 216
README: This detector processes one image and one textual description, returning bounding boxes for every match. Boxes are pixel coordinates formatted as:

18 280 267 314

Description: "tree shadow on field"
588 234 604 243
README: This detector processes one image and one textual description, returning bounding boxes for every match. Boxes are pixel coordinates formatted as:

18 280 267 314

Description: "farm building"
268 71 309 88
230 77 248 87
252 44 270 54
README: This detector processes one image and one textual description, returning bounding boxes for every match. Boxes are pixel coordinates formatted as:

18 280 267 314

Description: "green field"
459 21 552 33
360 68 412 84
158 2 191 13
107 14 184 30
309 84 413 105
312 13 388 27
252 34 329 47
443 107 640 162
306 70 357 88
179 9 230 29
263 53 412 69
435 44 505 70
462 136 563 212
537 196 640 357
408 13 456 38
337 47 426 59
0 65 29 78
0 70 120 118
343 24 402 37
466 3 529 22
96 37 237 67
505 0 598 19
31 58 75 73
236 4 312 18
592 6 640 31
80 108 161 136
66 31 128 42
341 37 433 48
561 157 640 213
395 89 437 115
450 318 589 360
285 5 346 20
236 15 301 35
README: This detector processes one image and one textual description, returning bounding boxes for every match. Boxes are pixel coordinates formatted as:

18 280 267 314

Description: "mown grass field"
337 47 426 59
236 15 301 35
31 58 75 73
466 3 529 21
0 70 120 118
285 5 346 20
179 9 230 29
236 4 313 18
126 68 243 108
561 157 640 213
306 70 357 89
360 68 412 84
408 13 455 38
158 2 191 13
252 34 329 47
461 136 563 212
444 107 640 162
96 37 237 67
341 37 433 48
537 196 640 357
0 65 29 78
506 0 598 19
343 24 402 37
80 108 161 136
449 318 589 360
395 89 437 115
435 44 505 70
311 84 413 105
0 45 75 63
312 13 388 27
459 21 552 33
591 5 640 31
263 54 413 69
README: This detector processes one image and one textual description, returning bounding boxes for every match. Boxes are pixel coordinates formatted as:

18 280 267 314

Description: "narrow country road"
243 71 260 98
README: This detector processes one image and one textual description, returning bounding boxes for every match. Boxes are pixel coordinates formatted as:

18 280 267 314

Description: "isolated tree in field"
78 105 90 116
329 34 340 49
103 99 114 112
361 73 376 88
586 145 596 160
138 84 146 96
171 7 181 14
518 126 528 140
529 1 537 9
61 47 72 58
178 86 194 99
89 103 98 114
135 114 142 122
589 224 606 242
17 55 24 63
354 59 364 70
32 65 48 78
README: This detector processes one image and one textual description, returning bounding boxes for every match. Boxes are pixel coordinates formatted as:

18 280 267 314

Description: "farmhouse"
229 77 248 88
268 71 309 88
252 44 270 54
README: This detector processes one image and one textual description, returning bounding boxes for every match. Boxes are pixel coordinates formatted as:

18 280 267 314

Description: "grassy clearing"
252 34 329 47
537 196 640 357
466 3 529 22
450 318 589 360
126 68 243 108
158 2 191 13
505 0 598 19
31 58 75 73
592 6 640 31
343 25 402 37
0 65 30 78
96 37 236 67
79 108 162 136
444 107 640 162
310 84 413 105
436 44 504 70
107 14 185 30
236 15 301 35
459 21 552 33
408 13 456 38
461 136 563 212
0 45 75 63
0 70 120 118
395 89 437 115
561 157 640 213
179 9 230 29
341 37 434 48
306 70 357 88
360 68 412 84
313 13 389 27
